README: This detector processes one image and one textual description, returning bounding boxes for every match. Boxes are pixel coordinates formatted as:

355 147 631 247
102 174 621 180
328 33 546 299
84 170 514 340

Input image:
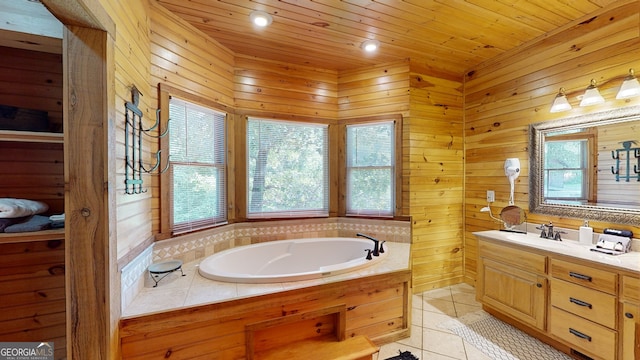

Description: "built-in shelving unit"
0 20 67 360
0 129 64 143
0 228 65 244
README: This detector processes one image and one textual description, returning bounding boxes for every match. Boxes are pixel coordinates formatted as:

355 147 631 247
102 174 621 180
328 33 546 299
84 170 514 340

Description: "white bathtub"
198 237 387 283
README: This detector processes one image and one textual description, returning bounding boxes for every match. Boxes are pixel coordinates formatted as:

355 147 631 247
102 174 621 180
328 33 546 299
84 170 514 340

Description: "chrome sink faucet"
536 222 566 241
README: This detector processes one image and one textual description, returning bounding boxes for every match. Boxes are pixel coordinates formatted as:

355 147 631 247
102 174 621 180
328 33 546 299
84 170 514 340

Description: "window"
346 121 395 216
247 118 328 218
168 97 226 233
543 129 595 203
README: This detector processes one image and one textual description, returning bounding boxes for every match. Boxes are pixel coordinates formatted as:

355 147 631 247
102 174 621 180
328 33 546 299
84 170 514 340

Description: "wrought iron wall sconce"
124 85 169 194
611 140 640 182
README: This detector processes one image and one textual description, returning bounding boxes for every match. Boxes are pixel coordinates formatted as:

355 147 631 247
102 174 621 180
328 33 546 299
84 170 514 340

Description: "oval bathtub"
198 237 387 283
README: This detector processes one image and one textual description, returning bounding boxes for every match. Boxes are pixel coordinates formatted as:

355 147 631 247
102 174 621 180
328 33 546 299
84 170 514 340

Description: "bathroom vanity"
474 230 640 360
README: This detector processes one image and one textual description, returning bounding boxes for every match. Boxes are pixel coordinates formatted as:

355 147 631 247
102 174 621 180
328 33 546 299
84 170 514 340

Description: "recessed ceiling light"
250 10 273 27
361 39 380 52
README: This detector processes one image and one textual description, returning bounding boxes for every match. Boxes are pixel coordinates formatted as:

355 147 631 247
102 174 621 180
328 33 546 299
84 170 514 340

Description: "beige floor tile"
378 343 422 359
411 304 423 327
453 303 482 317
423 311 456 333
422 328 467 359
451 290 478 306
412 293 423 310
421 350 463 359
462 340 494 360
397 324 423 349
423 297 457 317
422 287 453 301
449 283 475 294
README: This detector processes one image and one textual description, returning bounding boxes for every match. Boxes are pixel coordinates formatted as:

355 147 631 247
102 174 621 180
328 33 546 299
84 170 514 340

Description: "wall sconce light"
250 10 273 27
361 39 380 52
549 87 572 113
616 68 640 99
579 79 605 107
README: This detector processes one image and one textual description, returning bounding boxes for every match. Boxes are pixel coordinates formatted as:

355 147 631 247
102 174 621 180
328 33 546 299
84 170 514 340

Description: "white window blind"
346 121 394 216
169 97 226 233
247 118 329 218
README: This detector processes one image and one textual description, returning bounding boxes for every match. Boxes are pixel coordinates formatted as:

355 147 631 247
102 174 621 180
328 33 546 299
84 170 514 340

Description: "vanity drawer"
621 275 640 302
550 259 617 295
550 278 617 329
479 241 546 274
550 307 617 360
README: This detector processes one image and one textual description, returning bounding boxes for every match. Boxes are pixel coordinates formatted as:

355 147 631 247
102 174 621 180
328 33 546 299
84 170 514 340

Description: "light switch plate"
486 190 495 203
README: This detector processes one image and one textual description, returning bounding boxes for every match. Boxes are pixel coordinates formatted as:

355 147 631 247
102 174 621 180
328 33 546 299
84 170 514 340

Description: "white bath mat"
440 311 572 360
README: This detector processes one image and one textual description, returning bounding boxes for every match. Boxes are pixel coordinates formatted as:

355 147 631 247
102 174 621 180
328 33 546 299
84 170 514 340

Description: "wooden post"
63 25 117 359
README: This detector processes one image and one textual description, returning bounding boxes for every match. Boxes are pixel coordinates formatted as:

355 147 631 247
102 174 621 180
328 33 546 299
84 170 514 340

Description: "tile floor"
375 283 496 360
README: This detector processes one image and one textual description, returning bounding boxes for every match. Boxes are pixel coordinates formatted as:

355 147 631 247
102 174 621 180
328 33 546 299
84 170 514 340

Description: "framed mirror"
529 105 640 225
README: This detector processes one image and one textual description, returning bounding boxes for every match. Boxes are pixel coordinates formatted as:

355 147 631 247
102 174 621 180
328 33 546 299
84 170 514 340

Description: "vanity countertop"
473 230 640 275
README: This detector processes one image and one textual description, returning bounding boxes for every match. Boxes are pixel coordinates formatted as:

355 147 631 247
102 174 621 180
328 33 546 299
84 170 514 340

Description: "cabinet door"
621 301 639 360
480 258 547 330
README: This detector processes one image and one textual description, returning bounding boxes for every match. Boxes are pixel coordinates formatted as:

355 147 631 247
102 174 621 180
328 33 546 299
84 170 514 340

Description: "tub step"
256 335 379 360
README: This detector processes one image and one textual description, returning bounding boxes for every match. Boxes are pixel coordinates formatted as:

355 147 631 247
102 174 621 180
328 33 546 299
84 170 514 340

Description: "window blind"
169 97 227 233
346 121 394 216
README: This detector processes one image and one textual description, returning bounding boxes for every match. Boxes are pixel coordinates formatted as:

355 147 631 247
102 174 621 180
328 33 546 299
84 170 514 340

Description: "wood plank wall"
235 55 338 120
0 142 64 215
147 0 235 243
0 238 66 359
597 121 640 205
0 46 63 132
98 0 154 263
408 62 465 292
463 0 640 285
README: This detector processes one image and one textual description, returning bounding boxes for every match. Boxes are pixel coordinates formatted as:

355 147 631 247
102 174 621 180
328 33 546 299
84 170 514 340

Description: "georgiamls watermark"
0 342 54 360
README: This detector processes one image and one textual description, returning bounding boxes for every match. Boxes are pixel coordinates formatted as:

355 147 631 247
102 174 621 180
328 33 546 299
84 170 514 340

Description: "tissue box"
595 233 632 253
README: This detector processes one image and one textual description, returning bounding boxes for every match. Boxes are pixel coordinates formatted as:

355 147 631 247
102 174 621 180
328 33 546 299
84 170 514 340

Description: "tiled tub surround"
123 241 410 317
121 217 410 312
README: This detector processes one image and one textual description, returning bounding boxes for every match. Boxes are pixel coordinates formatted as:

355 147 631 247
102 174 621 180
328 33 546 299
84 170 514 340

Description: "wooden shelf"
0 130 63 143
0 228 65 244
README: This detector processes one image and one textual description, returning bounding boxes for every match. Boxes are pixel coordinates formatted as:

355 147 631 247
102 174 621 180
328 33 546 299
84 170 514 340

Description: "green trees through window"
247 118 329 217
544 139 589 201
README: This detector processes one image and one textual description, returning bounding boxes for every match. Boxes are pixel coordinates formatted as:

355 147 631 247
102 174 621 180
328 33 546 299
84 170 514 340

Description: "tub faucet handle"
379 241 386 254
356 233 380 256
364 249 373 260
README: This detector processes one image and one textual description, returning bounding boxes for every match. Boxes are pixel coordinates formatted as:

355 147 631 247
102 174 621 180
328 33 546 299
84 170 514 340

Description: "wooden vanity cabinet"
476 233 639 360
477 240 547 331
549 259 618 360
621 275 640 360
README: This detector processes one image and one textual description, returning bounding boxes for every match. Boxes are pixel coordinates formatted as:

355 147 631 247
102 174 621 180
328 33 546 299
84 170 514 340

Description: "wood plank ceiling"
157 0 620 78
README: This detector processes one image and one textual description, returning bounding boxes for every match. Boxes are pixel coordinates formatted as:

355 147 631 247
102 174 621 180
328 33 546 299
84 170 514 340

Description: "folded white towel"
49 214 65 222
596 233 632 253
0 198 49 219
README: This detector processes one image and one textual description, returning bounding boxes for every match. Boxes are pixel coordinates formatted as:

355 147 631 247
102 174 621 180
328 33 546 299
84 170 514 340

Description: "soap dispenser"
579 220 593 245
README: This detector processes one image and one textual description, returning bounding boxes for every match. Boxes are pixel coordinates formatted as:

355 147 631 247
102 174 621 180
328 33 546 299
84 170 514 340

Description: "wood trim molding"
41 0 115 36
